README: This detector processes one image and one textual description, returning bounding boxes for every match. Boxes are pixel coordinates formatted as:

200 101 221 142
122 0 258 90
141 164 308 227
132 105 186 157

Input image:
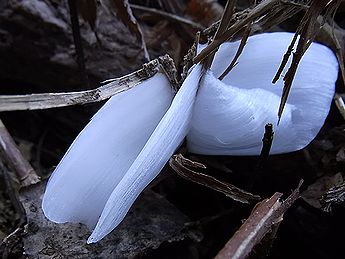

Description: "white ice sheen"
187 32 338 155
42 73 173 228
43 32 338 243
87 65 202 243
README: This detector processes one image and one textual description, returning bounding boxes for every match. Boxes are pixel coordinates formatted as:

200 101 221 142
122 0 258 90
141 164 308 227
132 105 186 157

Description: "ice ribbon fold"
187 33 338 155
42 32 338 243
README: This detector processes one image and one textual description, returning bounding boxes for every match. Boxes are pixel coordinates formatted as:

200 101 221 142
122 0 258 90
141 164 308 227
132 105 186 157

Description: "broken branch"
215 180 303 259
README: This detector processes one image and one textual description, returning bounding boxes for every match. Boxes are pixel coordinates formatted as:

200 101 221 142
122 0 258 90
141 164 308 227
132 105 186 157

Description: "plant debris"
170 154 261 204
215 180 303 259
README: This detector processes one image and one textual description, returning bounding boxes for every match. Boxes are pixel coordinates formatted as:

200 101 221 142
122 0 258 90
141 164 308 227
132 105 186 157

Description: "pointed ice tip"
87 235 98 244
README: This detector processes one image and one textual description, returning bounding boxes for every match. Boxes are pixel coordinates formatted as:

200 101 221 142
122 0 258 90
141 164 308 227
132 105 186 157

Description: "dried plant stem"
0 119 40 187
275 0 331 121
215 192 282 259
130 4 205 30
0 1 306 113
194 0 280 64
196 0 304 66
0 57 172 112
218 24 251 80
169 154 261 204
203 0 237 70
68 0 89 88
215 180 303 259
256 123 274 170
334 94 345 121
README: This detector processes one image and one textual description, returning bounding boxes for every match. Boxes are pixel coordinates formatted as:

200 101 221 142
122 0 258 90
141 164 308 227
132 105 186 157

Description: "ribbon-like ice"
42 32 338 243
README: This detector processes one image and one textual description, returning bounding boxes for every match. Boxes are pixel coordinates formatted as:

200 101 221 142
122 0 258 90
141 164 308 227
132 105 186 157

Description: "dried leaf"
169 154 261 204
101 0 150 61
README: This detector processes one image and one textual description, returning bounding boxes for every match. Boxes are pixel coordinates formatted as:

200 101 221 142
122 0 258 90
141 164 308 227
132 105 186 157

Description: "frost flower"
42 32 338 243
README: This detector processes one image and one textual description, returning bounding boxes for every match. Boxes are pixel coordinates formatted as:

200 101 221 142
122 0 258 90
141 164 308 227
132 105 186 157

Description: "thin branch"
215 180 303 259
0 119 40 187
68 0 89 88
256 123 274 171
130 4 205 30
214 0 237 38
0 227 25 256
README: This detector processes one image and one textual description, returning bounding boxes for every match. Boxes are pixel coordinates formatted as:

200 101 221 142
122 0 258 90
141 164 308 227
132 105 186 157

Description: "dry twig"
0 0 308 113
215 180 303 259
0 119 40 187
169 154 261 204
0 56 176 112
68 0 89 88
194 0 285 64
202 0 237 70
